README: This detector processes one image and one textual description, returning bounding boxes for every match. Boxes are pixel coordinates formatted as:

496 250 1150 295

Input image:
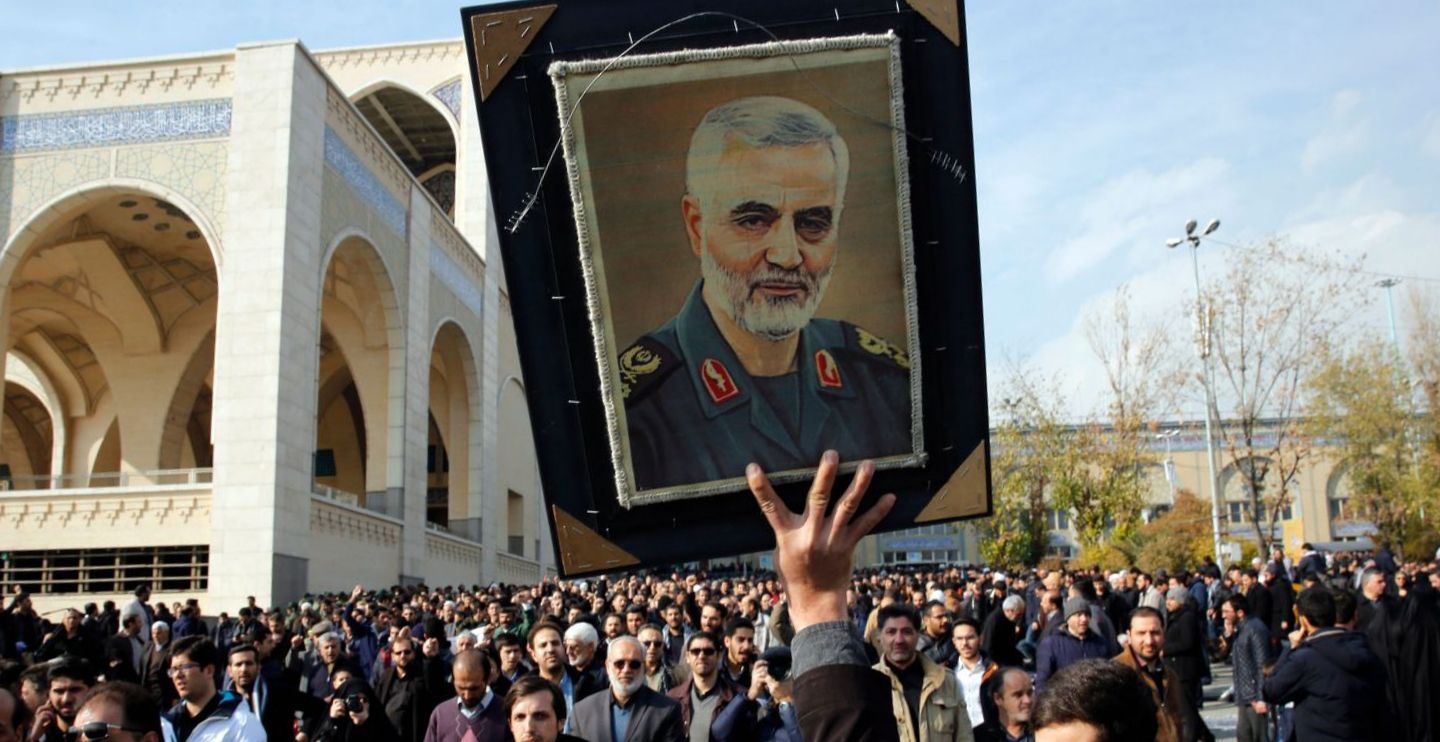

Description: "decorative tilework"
430 78 462 122
430 240 484 318
421 169 455 215
321 168 406 277
0 99 231 154
114 141 229 240
323 126 408 240
0 151 112 243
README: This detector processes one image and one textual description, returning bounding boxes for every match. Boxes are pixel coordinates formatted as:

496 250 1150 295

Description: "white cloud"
1042 158 1231 284
1300 90 1369 172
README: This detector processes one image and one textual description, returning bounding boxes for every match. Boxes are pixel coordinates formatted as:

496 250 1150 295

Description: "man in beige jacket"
873 604 974 742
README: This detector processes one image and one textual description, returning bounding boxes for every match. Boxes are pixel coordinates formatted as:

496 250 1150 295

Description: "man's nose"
763 220 803 270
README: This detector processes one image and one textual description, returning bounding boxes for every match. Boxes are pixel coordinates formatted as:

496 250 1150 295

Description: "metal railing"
0 468 214 491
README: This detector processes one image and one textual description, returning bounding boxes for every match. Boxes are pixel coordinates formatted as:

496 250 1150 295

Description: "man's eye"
796 217 832 240
733 214 771 231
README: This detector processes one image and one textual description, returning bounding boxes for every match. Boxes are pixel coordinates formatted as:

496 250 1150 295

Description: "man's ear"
681 194 704 258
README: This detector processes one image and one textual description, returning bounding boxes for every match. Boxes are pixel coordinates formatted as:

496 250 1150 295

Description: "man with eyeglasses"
667 632 758 741
161 636 264 741
572 637 684 742
637 625 679 693
67 682 165 742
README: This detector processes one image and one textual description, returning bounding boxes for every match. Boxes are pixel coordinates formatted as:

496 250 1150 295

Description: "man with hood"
1262 588 1387 742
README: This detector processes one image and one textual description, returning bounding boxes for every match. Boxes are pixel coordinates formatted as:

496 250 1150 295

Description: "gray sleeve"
790 620 869 678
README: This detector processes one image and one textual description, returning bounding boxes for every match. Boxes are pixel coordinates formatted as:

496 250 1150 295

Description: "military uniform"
620 281 912 491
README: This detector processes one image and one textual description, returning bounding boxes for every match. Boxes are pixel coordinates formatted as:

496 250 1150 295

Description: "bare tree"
1200 240 1369 552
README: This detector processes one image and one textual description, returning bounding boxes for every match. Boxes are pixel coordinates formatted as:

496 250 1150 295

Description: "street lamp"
1167 218 1226 567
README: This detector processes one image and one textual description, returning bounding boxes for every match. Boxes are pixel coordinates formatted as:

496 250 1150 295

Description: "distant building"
0 39 551 614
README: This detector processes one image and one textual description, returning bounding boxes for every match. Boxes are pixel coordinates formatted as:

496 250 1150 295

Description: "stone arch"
2 382 52 486
157 330 214 470
427 319 480 535
90 415 121 485
348 81 458 215
315 232 406 507
1325 461 1355 522
5 350 68 478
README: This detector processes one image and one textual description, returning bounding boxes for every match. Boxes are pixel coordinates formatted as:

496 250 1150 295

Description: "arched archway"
0 184 220 486
427 321 479 535
351 84 457 217
314 234 404 513
1 382 52 487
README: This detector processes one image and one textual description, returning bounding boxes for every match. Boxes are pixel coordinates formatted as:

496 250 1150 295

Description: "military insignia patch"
700 358 741 404
853 326 912 370
618 339 672 401
815 349 843 389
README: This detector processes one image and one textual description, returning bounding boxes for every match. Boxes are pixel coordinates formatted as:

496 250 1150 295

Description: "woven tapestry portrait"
551 33 925 507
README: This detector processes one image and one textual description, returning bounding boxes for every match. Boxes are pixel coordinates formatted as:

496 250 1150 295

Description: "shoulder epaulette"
845 324 911 370
618 336 678 403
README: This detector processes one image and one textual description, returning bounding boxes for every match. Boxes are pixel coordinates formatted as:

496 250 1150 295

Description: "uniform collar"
673 280 854 458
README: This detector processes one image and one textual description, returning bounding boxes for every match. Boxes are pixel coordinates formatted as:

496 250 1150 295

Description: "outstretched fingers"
829 459 875 541
804 450 841 524
847 493 897 545
747 462 796 533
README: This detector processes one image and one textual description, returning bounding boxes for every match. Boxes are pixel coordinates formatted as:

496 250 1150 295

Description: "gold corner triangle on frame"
551 505 640 575
904 0 961 47
915 440 988 523
470 4 557 102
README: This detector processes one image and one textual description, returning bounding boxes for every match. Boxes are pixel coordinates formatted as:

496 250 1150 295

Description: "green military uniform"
620 281 913 491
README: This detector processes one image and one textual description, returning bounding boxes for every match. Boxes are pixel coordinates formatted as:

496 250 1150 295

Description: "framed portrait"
464 0 991 576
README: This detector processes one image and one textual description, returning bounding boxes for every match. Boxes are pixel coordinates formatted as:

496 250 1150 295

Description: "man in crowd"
573 636 684 741
527 622 578 729
1031 660 1157 741
873 603 973 742
71 682 164 742
562 622 608 707
667 631 758 741
719 618 757 689
26 659 93 742
660 606 689 668
120 586 154 640
494 633 529 688
0 687 25 742
979 596 1025 669
106 613 146 685
918 601 957 669
163 636 265 741
140 622 176 708
972 668 1033 742
225 641 299 742
698 605 726 638
1114 606 1192 742
423 649 505 742
1162 587 1207 718
1034 598 1109 693
505 676 585 742
298 631 345 699
376 633 451 742
1262 588 1387 742
638 625 679 693
951 619 998 730
1221 593 1272 742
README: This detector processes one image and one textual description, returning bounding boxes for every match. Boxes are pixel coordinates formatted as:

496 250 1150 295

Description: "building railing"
311 483 361 507
0 468 214 492
496 551 541 585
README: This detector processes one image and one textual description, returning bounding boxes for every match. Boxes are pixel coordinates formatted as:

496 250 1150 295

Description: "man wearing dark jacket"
1265 564 1295 639
1221 594 1271 742
667 632 758 741
1034 598 1109 693
105 613 146 684
1263 588 1387 742
375 634 452 742
1162 588 1207 716
1293 545 1326 584
573 637 684 742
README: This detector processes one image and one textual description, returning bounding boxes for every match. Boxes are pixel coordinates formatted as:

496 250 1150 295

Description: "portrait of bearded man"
618 95 914 492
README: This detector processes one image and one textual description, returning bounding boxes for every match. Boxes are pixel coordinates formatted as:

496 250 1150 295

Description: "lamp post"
1376 278 1401 350
1166 218 1226 566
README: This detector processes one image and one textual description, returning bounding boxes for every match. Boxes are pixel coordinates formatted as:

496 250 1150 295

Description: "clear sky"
5 1 1438 419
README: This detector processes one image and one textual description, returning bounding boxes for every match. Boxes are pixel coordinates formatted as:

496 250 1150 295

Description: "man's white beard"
701 248 833 341
612 674 644 700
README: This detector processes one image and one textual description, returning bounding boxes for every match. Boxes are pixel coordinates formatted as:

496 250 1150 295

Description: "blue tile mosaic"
431 79 462 122
0 99 231 154
430 240 484 318
323 127 409 239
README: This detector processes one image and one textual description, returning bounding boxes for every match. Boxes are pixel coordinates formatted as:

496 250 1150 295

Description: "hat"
1154 569 1169 580
1063 598 1089 619
1166 588 1189 604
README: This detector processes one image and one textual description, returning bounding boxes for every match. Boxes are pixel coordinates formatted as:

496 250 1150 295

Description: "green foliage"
1134 490 1213 573
1306 339 1440 559
1072 542 1135 572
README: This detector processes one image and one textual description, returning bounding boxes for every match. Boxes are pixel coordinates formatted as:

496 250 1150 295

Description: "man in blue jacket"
1263 588 1387 742
1034 598 1109 693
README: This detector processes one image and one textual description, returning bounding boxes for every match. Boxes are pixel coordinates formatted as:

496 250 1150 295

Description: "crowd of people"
1 458 1438 742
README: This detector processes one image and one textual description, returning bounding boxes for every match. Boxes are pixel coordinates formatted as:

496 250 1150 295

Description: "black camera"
344 694 365 713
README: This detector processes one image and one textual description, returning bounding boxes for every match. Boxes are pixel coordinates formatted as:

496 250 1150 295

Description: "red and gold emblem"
700 358 740 403
815 349 843 389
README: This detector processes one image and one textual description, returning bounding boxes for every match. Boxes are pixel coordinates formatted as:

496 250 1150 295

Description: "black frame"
462 0 989 576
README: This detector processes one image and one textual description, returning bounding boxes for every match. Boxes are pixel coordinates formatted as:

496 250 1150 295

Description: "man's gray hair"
608 635 643 657
1002 595 1025 612
564 621 598 647
318 631 342 646
685 96 850 213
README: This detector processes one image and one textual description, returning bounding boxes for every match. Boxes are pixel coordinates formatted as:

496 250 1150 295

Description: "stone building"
0 39 552 614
